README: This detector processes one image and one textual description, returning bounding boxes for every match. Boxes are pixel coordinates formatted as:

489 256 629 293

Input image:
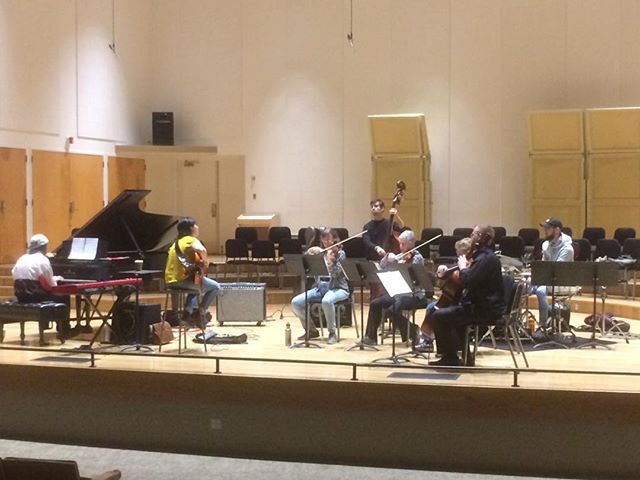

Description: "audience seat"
497 236 524 259
1 457 120 480
517 228 540 246
235 227 258 247
452 227 473 238
614 227 636 245
573 238 591 261
268 226 291 245
582 227 606 246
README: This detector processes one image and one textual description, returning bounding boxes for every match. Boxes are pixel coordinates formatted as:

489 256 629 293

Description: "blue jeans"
291 287 349 332
168 277 220 313
533 285 548 327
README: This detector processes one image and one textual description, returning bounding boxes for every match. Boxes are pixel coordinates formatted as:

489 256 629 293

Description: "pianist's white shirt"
12 252 58 288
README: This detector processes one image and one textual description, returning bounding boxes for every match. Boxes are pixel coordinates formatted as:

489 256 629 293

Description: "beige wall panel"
108 156 145 201
32 151 71 248
369 114 429 157
0 148 27 263
218 156 245 254
586 108 640 152
528 110 584 154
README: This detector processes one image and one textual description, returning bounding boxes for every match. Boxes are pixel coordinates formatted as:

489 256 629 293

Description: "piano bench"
0 300 68 346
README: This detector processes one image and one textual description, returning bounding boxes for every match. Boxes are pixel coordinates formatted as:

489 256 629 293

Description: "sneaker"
415 339 434 353
297 329 320 341
327 332 338 345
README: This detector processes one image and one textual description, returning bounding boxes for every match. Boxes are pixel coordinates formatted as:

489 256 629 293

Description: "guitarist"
165 217 220 325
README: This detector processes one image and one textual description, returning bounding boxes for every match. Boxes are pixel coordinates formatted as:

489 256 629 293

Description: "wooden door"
0 148 27 263
32 151 103 248
69 154 103 231
587 154 640 235
32 151 71 248
108 156 145 201
179 158 219 251
373 157 427 233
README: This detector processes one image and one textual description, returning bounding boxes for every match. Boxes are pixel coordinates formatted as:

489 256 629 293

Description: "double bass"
382 180 406 256
370 181 406 300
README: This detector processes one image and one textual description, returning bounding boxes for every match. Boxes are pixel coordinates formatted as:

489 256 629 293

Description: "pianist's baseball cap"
28 234 49 253
540 217 563 229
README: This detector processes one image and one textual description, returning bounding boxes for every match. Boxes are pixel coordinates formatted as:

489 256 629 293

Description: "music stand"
575 261 620 349
372 267 414 364
290 254 327 349
281 254 305 319
118 269 162 353
343 259 379 352
396 264 435 361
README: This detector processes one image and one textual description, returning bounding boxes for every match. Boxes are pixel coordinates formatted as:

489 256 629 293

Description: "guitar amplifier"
216 283 267 326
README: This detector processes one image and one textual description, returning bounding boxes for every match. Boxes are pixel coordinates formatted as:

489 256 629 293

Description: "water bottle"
527 314 536 333
285 322 292 347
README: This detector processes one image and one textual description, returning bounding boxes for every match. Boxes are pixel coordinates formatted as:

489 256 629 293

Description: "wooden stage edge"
0 308 640 479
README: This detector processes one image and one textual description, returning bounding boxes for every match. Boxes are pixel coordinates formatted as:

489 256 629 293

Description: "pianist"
12 234 71 337
165 217 220 325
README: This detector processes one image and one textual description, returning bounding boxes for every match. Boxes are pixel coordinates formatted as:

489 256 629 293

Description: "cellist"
429 225 505 367
357 230 433 347
415 237 472 352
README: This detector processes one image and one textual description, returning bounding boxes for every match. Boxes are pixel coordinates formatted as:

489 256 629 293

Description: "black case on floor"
112 302 162 344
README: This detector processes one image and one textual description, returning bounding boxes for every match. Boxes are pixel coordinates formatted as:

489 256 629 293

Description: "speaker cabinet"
112 302 162 344
152 112 174 146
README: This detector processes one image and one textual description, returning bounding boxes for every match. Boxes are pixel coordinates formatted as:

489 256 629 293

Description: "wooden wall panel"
586 108 640 153
528 110 584 154
587 153 640 234
0 148 27 263
373 157 427 233
530 154 585 234
108 156 145 201
32 151 103 248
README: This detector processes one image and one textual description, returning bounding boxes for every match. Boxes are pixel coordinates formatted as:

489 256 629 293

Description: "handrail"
2 344 640 389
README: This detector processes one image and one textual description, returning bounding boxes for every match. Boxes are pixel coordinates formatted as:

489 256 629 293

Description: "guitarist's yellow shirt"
164 235 204 283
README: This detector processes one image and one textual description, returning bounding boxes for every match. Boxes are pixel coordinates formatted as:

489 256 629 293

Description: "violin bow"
318 230 368 254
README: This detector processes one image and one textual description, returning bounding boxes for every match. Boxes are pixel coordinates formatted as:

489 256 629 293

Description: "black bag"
193 332 248 344
584 313 630 333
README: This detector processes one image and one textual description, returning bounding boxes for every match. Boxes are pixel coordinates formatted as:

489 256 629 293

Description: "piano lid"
54 190 179 257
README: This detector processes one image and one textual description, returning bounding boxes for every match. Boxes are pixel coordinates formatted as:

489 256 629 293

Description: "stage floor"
1 300 639 394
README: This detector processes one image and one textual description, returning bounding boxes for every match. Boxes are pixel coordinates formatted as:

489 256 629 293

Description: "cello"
420 243 476 337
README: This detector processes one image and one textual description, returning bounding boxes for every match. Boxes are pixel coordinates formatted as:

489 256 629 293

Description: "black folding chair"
614 227 636 246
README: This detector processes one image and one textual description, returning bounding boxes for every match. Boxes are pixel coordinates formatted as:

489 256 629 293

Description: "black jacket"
460 247 505 320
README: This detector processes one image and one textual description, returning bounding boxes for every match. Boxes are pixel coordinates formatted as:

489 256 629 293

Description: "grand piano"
51 190 180 280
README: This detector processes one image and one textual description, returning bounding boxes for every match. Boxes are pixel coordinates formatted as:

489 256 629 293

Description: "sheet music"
68 237 99 260
377 270 412 297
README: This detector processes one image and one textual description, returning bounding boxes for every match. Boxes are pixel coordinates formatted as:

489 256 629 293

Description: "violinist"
416 237 472 352
358 230 432 347
429 225 505 366
290 228 348 345
362 199 405 260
